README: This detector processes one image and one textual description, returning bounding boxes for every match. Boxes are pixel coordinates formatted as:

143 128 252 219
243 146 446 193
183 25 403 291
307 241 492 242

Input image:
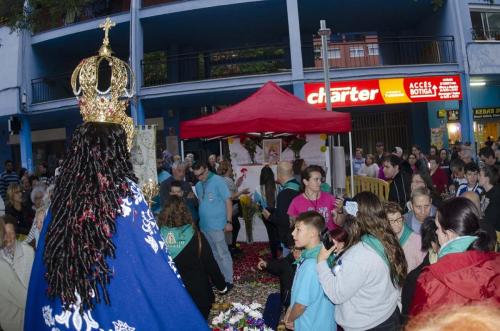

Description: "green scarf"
398 224 413 247
320 182 331 193
361 234 389 268
428 249 438 264
295 244 334 267
207 171 215 180
283 179 300 192
438 235 478 259
160 224 195 259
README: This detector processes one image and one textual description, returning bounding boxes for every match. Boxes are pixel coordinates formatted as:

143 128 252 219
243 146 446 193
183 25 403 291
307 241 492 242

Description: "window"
349 46 365 58
314 48 321 59
470 10 500 40
328 48 341 59
367 44 379 56
315 47 341 59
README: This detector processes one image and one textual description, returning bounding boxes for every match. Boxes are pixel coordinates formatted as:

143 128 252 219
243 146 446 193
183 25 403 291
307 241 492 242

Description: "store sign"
305 75 462 108
447 109 460 122
473 107 500 119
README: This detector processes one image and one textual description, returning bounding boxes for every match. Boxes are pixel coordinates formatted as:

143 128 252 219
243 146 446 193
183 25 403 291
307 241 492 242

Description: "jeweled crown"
71 17 135 149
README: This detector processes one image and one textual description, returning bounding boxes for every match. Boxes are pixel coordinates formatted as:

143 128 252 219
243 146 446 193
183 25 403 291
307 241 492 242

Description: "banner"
305 75 462 108
473 107 500 119
131 125 158 186
430 128 445 150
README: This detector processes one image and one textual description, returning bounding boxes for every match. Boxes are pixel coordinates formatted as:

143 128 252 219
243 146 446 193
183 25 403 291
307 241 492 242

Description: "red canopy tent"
180 81 351 139
179 81 354 194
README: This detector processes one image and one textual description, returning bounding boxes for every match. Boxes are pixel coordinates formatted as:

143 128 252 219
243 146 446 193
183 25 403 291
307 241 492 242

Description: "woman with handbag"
159 196 228 319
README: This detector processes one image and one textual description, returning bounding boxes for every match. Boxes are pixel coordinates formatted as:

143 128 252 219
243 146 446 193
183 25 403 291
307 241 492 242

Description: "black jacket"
174 232 226 319
483 184 500 232
268 178 300 248
401 253 431 324
389 171 411 212
265 253 297 307
5 204 34 236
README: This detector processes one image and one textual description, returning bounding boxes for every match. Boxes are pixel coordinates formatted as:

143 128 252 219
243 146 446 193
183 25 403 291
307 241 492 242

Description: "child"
284 211 336 331
257 247 302 308
456 162 484 197
449 159 467 194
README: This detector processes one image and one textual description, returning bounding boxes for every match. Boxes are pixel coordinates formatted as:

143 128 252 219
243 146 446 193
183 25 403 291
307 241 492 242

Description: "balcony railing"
142 0 187 7
302 36 456 70
32 73 73 104
141 44 291 87
31 66 115 104
31 37 456 103
472 28 500 41
35 0 130 34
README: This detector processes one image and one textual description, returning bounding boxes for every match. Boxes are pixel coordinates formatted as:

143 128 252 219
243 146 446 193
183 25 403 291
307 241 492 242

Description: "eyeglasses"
389 217 403 224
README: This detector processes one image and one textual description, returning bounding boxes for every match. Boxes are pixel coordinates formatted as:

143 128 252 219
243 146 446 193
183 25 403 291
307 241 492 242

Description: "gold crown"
71 17 135 149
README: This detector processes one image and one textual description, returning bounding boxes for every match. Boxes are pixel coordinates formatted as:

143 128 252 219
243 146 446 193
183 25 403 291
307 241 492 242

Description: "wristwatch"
226 221 233 224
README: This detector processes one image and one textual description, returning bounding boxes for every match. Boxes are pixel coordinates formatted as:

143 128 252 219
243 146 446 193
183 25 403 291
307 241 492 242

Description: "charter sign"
305 75 462 108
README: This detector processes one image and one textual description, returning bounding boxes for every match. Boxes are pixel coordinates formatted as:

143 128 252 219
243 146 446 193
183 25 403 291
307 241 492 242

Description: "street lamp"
318 20 332 112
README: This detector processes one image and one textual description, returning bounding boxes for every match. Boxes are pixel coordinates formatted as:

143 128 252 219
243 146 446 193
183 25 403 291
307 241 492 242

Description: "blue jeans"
366 308 401 331
203 229 233 283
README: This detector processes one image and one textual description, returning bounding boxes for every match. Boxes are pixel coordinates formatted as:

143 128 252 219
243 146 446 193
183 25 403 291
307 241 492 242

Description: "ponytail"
471 230 495 252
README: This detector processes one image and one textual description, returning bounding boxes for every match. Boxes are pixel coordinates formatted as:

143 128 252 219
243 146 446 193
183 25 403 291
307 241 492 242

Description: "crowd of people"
0 138 499 331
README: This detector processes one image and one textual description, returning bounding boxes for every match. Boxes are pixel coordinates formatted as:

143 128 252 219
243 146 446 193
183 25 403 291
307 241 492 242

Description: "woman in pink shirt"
287 165 337 230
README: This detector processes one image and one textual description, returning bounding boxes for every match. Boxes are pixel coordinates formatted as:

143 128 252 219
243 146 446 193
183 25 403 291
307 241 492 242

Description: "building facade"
0 0 499 172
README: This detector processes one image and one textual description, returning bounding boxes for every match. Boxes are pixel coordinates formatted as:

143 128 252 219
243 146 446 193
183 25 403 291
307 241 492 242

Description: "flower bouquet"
239 194 258 243
240 135 260 164
211 303 273 331
288 134 307 160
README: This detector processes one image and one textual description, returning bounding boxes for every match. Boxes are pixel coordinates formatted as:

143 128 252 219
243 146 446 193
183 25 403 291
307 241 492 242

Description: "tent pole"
219 140 223 160
181 140 185 161
337 134 341 146
349 132 354 198
329 136 335 194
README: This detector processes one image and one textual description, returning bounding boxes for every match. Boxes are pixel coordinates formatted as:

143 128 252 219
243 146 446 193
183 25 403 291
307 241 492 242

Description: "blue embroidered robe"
25 181 209 331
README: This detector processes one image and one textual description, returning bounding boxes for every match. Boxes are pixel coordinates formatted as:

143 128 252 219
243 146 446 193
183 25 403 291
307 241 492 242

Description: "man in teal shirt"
193 162 233 287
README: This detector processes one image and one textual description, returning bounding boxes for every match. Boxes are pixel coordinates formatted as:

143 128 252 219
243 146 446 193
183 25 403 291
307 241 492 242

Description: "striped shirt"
456 183 484 197
0 171 20 201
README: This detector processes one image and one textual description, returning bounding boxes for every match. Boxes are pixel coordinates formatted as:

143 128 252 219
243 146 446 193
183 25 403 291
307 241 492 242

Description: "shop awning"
180 81 352 139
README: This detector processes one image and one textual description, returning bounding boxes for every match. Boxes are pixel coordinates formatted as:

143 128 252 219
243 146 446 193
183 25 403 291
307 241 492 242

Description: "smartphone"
320 228 333 250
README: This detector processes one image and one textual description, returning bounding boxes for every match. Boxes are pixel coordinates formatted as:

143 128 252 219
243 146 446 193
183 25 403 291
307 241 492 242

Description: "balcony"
31 66 115 104
302 36 456 70
32 73 73 104
141 44 291 87
35 0 130 34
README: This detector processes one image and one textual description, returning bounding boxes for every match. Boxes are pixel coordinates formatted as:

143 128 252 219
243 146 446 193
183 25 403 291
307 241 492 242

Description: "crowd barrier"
345 175 390 201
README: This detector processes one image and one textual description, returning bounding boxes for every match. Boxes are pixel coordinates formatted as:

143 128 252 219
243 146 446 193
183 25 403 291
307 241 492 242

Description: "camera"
320 228 333 250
